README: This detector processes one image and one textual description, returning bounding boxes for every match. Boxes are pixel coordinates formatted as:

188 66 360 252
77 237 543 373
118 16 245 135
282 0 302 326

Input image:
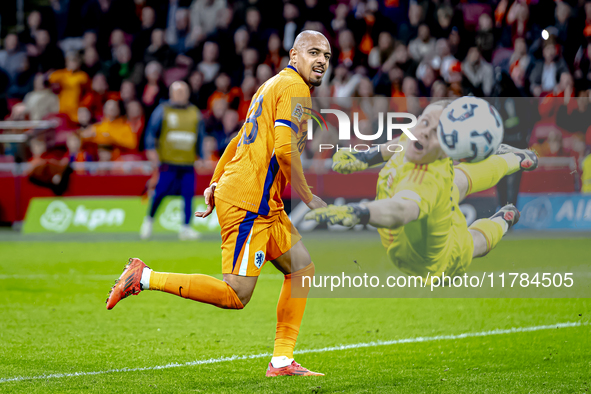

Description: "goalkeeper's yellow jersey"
375 134 409 248
376 136 472 277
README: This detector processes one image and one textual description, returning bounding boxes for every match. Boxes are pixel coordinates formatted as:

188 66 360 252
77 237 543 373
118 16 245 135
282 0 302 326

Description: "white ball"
437 96 504 163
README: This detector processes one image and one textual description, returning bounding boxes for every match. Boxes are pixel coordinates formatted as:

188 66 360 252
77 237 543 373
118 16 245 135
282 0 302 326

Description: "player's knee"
290 242 312 272
223 275 256 308
229 285 253 308
237 292 252 307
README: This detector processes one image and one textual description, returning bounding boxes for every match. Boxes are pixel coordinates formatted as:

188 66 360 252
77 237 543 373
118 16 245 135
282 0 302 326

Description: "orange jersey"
49 69 89 122
215 65 311 215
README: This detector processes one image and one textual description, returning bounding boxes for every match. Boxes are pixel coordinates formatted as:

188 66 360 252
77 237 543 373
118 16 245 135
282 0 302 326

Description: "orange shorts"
216 198 302 277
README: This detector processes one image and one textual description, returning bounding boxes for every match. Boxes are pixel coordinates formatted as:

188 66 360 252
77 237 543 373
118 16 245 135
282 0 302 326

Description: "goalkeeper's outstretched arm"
305 196 419 229
331 137 401 174
363 197 419 229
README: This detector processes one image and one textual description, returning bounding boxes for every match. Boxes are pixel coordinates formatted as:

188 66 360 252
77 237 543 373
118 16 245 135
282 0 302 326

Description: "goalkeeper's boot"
495 144 538 171
106 258 148 310
265 360 324 377
490 204 520 230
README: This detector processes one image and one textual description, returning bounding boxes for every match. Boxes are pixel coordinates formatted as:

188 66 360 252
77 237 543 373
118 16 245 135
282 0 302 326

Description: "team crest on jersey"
167 113 179 128
292 103 304 122
447 103 477 122
254 251 265 269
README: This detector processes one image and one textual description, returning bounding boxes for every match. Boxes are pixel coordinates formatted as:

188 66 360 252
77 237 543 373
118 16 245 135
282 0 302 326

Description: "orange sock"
273 262 315 358
150 272 243 309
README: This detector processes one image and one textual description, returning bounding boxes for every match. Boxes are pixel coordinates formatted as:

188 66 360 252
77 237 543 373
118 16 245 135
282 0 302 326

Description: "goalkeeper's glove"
331 147 386 174
304 203 370 227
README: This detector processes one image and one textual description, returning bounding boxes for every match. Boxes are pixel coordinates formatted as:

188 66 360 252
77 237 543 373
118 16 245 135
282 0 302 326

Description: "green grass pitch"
0 234 589 393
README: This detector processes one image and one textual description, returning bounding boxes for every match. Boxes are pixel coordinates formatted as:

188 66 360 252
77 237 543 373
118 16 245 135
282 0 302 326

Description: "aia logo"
447 103 477 122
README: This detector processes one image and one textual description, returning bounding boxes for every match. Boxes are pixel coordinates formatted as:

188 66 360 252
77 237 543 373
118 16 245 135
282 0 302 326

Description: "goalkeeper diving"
305 100 538 279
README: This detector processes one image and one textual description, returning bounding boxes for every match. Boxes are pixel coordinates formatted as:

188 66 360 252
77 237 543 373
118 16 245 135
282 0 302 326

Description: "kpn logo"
40 201 125 232
304 106 418 152
158 199 220 232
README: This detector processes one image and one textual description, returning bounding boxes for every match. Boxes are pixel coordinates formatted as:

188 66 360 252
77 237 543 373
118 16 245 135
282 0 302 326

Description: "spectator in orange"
387 66 405 105
140 61 167 118
207 72 240 111
79 73 119 123
352 77 375 122
506 0 529 42
538 71 577 124
80 100 137 161
336 29 366 68
194 135 219 174
48 52 89 122
263 32 285 72
508 37 531 90
125 100 145 152
530 129 569 158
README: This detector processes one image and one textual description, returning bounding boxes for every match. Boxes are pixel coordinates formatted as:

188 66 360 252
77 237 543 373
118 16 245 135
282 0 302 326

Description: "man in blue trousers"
140 81 203 241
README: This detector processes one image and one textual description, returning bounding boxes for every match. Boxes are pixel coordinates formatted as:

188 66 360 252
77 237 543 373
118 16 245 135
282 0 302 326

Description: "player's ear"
289 48 297 66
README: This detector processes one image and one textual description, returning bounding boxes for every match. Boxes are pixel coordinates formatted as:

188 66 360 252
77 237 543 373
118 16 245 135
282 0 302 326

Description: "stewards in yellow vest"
582 154 591 193
141 81 204 240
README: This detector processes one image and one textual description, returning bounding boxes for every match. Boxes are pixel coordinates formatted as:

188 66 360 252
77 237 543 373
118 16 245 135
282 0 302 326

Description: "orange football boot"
106 258 148 310
265 360 324 377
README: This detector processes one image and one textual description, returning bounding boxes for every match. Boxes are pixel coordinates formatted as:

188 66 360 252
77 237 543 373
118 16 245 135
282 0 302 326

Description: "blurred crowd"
0 0 590 181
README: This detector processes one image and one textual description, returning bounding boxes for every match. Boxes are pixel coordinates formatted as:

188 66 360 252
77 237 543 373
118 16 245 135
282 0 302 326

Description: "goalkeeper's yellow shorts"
386 186 475 278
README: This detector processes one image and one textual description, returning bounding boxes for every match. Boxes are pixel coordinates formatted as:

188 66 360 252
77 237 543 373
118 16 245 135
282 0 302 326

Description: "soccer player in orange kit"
106 31 330 377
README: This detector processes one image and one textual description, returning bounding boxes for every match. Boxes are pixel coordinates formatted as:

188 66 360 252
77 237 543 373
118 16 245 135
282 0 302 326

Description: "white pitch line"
0 320 587 384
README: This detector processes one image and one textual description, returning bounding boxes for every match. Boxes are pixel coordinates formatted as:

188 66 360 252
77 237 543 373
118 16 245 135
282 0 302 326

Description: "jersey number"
239 95 264 146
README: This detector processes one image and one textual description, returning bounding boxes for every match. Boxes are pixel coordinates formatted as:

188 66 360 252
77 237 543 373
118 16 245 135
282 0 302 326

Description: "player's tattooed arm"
210 135 239 185
275 125 315 204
